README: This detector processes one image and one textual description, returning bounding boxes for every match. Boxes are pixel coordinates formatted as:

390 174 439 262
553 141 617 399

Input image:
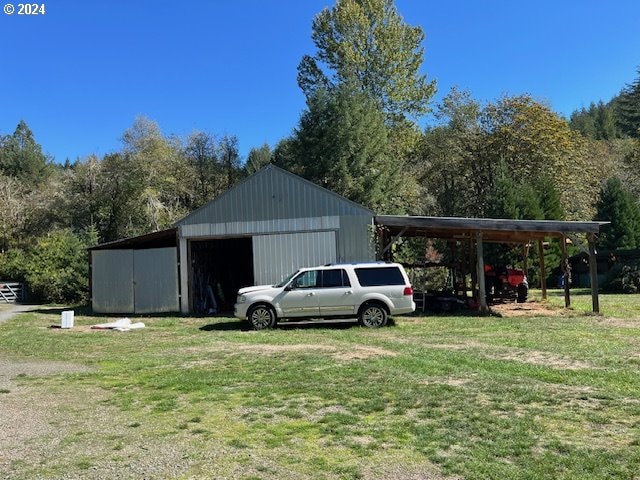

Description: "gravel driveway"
0 305 94 478
0 306 215 479
0 303 36 324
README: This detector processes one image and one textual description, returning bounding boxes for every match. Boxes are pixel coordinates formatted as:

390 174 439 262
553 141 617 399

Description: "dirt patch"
485 350 595 370
309 405 351 421
333 346 397 361
235 343 335 354
420 340 491 350
47 324 118 334
361 456 461 480
181 342 397 363
182 342 336 356
595 317 640 328
545 383 595 395
421 377 472 387
490 301 564 317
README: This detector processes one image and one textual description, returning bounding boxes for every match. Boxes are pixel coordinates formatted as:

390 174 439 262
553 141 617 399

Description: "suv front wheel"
248 304 277 330
358 303 388 328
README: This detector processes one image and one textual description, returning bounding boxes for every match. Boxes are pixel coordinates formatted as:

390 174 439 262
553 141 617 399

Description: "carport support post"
561 236 570 308
588 233 600 314
538 240 547 300
476 232 488 313
179 237 189 314
469 238 477 300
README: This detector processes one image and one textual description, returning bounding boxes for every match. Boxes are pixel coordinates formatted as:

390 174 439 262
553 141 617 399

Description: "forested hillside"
1 0 639 302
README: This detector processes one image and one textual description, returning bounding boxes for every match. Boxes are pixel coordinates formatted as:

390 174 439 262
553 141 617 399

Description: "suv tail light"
403 286 413 296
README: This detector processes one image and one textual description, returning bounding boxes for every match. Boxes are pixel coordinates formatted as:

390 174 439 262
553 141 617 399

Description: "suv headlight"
237 295 246 304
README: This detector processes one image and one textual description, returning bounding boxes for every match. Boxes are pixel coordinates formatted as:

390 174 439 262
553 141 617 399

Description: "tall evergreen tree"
0 120 51 183
275 83 411 212
485 160 519 219
298 0 436 122
534 175 564 220
594 177 640 250
617 68 640 137
245 144 273 175
570 101 621 140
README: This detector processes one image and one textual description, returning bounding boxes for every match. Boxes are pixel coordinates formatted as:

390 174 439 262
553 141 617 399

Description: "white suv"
234 262 415 329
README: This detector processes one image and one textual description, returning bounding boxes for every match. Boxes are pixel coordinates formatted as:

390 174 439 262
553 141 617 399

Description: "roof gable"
176 165 372 226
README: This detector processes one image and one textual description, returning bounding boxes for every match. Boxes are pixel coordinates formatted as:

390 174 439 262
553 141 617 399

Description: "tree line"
1 0 639 302
0 117 273 301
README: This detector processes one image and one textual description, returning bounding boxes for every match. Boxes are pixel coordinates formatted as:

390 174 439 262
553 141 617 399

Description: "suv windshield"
274 270 299 288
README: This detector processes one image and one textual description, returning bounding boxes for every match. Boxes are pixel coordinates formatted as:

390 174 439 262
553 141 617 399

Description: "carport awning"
89 228 177 251
375 216 608 243
374 215 609 314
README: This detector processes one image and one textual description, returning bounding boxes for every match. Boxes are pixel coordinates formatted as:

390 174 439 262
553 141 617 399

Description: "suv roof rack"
323 261 391 267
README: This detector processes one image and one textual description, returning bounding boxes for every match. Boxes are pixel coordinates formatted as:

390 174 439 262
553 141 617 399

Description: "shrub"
602 261 640 293
0 228 98 304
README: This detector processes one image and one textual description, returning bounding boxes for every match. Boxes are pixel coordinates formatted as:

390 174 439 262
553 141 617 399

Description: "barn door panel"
133 247 179 314
92 250 134 313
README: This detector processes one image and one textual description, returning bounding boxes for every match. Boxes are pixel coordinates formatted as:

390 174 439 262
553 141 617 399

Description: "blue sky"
1 0 639 163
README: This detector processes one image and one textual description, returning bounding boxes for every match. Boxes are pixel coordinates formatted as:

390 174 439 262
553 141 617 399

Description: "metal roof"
375 216 609 243
89 228 177 251
176 164 373 227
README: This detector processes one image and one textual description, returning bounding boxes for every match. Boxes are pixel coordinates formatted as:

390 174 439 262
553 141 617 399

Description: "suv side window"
291 270 319 289
321 269 351 288
355 267 404 286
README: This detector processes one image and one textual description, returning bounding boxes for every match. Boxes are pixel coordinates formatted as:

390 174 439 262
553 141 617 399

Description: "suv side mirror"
284 284 294 291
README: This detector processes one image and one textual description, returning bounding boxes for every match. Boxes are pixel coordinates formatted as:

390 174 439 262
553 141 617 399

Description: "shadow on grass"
200 318 388 332
200 320 251 332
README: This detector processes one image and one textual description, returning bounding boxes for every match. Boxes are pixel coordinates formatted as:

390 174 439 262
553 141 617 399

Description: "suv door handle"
306 292 315 296
345 291 353 295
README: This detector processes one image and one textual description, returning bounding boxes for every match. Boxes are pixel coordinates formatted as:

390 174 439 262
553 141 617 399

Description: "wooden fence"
0 282 25 303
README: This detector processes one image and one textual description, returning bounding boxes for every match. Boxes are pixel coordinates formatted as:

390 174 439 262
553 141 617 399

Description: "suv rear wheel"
358 303 388 328
248 304 277 330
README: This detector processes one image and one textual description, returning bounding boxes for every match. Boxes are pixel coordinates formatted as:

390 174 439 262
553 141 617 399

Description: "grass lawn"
1 295 639 479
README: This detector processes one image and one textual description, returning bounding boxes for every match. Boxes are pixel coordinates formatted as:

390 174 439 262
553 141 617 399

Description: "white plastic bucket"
61 310 74 329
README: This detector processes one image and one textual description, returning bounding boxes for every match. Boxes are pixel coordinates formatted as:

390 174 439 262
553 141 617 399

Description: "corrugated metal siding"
92 248 179 314
133 248 179 313
177 165 372 227
92 250 134 313
179 216 340 238
252 231 337 285
337 215 375 262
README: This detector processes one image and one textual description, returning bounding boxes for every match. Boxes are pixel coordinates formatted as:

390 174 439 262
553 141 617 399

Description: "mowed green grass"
1 295 639 479
542 288 640 319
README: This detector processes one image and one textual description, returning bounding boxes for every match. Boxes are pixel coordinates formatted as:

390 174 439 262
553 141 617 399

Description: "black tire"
358 303 388 328
517 283 528 303
248 304 277 330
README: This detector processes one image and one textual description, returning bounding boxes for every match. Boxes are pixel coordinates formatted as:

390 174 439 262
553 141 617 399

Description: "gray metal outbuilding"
176 165 375 314
89 229 180 314
90 165 375 314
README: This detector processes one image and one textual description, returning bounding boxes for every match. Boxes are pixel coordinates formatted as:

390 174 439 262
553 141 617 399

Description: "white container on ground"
61 310 74 329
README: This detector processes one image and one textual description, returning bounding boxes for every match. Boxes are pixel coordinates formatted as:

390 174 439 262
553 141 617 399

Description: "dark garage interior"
190 237 254 314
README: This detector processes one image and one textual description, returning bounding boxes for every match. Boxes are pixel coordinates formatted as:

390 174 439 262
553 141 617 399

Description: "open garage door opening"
190 238 254 315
